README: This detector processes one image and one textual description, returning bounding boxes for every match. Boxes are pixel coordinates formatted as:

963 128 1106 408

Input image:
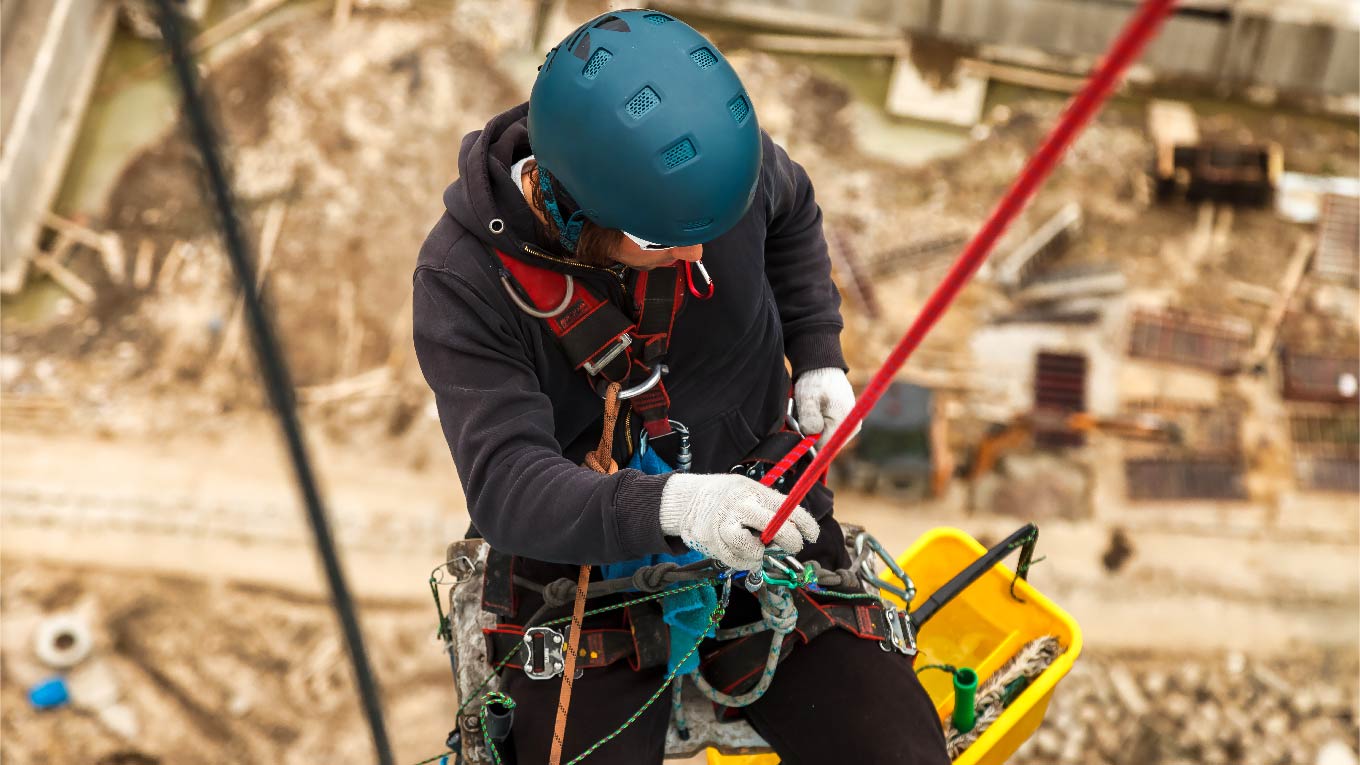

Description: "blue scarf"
600 445 715 675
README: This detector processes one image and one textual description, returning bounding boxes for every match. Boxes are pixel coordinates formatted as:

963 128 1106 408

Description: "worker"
414 10 948 764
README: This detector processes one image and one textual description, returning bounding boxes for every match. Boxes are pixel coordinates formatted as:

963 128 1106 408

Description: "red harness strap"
495 250 684 437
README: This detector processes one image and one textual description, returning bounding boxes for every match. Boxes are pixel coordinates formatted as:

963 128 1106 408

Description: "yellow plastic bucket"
707 527 1082 765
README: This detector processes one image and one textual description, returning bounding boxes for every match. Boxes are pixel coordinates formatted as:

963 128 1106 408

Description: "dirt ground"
2 2 1358 764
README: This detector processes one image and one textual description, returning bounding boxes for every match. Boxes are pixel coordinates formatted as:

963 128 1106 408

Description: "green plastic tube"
952 667 978 733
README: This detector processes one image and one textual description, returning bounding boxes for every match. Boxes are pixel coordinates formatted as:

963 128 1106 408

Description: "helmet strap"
537 167 587 253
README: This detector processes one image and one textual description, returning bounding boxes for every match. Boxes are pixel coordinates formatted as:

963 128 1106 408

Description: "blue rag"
601 444 716 675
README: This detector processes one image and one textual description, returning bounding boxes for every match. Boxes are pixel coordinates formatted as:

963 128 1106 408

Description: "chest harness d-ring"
494 248 685 437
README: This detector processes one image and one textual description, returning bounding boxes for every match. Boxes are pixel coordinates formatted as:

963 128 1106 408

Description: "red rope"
760 434 821 487
761 0 1179 545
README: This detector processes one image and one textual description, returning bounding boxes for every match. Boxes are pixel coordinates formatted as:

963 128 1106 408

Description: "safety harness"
496 249 686 437
481 584 915 686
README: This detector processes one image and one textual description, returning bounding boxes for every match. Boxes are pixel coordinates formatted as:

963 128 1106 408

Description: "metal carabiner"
854 532 916 603
501 272 574 319
685 260 714 300
784 400 817 459
761 552 816 589
612 364 667 400
641 420 691 472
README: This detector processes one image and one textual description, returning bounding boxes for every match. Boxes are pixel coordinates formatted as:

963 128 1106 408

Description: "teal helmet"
529 10 761 248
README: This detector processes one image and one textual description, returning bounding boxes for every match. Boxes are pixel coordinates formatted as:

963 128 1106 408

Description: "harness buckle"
880 604 917 656
583 333 632 376
521 626 566 680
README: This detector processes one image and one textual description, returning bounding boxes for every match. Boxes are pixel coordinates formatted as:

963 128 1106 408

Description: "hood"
443 102 587 275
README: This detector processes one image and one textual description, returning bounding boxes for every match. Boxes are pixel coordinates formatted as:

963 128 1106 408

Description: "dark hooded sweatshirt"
413 103 846 574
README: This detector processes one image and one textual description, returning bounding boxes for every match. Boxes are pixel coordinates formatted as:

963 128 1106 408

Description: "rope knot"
631 562 680 592
758 587 798 635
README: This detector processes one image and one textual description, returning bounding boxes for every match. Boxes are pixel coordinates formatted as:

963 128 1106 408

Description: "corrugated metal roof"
1314 193 1359 281
1280 350 1360 403
1294 456 1359 492
1125 458 1248 500
1128 310 1252 373
1034 351 1087 448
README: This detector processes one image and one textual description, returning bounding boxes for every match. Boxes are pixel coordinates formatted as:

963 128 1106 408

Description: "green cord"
479 691 517 764
915 663 958 677
427 572 889 764
474 597 730 765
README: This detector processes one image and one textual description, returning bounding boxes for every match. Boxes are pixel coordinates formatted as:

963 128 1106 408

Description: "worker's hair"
527 163 623 267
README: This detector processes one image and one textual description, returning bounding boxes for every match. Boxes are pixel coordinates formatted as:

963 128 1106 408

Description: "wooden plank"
744 33 906 57
969 59 1088 93
649 1 889 38
1245 234 1315 368
132 238 155 290
32 255 95 304
332 0 354 29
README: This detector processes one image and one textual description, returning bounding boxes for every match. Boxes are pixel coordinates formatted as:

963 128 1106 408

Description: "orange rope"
549 383 621 765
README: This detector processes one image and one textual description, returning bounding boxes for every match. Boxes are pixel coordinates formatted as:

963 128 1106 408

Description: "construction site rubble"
1013 651 1360 765
1 2 1356 764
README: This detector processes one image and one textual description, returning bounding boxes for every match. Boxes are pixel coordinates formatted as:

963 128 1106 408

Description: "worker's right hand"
658 473 820 571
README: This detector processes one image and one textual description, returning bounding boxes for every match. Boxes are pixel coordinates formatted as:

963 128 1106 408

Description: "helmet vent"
728 94 750 125
592 15 630 32
682 218 713 231
643 13 671 24
572 31 592 60
582 48 612 79
690 47 718 70
661 139 697 169
626 86 660 119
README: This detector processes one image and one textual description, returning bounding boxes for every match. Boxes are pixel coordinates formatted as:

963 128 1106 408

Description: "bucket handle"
909 524 1038 628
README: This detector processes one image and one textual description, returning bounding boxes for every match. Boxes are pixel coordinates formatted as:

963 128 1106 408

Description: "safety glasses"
622 231 675 251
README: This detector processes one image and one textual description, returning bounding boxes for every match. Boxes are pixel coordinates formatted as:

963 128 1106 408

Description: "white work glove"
794 367 861 439
659 473 820 571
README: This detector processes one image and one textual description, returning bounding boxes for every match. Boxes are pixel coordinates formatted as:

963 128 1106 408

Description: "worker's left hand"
793 367 861 439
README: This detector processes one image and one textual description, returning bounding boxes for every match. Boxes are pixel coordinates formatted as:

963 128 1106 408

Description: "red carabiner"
685 260 715 300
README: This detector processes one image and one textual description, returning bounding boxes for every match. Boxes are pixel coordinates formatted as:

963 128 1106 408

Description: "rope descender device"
522 626 567 680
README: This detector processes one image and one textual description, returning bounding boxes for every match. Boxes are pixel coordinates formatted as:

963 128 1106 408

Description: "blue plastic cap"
28 677 70 709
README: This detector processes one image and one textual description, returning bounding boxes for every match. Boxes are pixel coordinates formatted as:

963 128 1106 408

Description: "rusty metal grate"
1314 193 1359 282
1034 352 1087 447
1127 310 1251 373
1290 410 1359 454
1294 456 1359 493
1126 399 1241 455
1125 458 1247 500
1280 350 1360 404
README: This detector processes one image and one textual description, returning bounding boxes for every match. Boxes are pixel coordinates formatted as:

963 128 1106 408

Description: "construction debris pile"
0 561 450 765
1013 650 1360 765
1 3 1357 765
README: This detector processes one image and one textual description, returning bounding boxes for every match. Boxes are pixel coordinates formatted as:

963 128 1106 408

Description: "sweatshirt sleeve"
412 261 676 565
761 135 847 379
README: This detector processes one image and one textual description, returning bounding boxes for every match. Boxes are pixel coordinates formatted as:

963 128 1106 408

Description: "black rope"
151 3 394 763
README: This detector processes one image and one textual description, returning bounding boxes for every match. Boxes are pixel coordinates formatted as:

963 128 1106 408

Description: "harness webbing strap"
495 249 685 438
484 624 639 672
